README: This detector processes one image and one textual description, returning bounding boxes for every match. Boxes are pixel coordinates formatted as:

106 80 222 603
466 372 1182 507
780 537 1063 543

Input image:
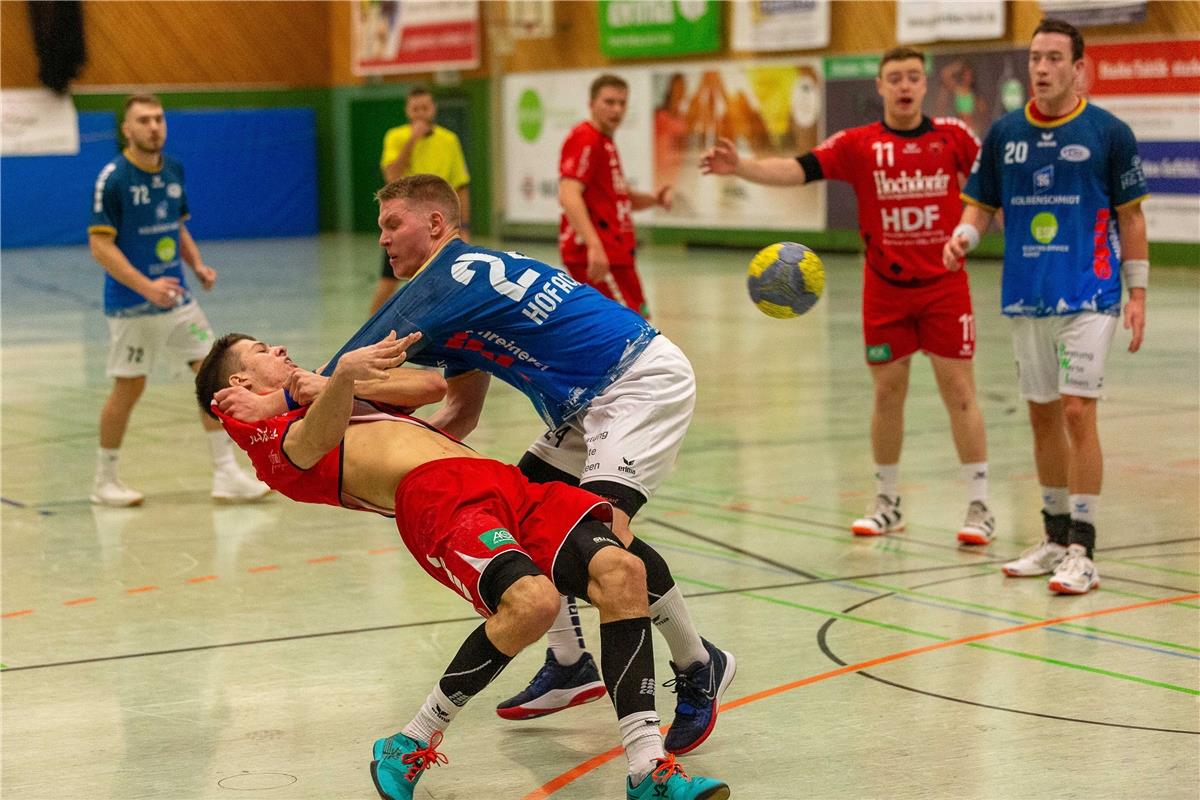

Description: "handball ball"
746 241 825 319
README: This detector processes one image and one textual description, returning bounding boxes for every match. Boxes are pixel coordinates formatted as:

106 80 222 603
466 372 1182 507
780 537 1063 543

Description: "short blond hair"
375 174 460 225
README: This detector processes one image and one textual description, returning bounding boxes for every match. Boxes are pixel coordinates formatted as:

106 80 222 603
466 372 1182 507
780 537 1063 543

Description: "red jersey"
214 400 454 516
559 121 636 267
809 117 979 283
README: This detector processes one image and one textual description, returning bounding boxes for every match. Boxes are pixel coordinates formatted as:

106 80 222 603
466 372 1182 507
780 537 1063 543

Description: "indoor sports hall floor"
2 234 1197 800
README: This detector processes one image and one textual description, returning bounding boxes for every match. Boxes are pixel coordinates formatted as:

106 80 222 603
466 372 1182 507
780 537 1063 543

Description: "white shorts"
105 301 215 378
525 335 696 503
1011 313 1118 402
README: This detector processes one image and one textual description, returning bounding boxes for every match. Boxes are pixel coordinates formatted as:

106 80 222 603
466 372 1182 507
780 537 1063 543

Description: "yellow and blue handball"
746 241 825 319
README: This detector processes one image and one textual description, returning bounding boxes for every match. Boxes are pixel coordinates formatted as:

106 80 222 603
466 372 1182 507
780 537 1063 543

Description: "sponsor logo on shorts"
593 535 618 546
478 528 516 550
866 343 893 363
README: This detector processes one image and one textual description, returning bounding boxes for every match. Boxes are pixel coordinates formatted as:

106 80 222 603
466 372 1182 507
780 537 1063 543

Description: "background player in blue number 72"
944 18 1150 596
213 174 735 757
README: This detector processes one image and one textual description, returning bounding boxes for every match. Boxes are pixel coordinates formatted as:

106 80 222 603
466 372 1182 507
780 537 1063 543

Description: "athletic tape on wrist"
1121 259 1149 290
952 223 980 253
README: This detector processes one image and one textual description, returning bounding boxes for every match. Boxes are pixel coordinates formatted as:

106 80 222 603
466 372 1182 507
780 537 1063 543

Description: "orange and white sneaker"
851 494 904 536
956 501 996 545
1048 544 1100 595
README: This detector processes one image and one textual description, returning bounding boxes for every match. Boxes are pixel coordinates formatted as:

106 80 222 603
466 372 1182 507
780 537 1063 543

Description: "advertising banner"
352 0 479 76
503 59 826 233
598 0 720 59
1082 39 1200 243
503 71 653 224
896 0 1005 45
731 0 831 53
653 61 825 231
1038 0 1147 27
1 89 79 156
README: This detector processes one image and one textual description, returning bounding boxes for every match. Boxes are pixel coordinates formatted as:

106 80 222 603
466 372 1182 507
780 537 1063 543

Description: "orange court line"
521 591 1200 800
248 565 279 573
1 609 33 618
369 547 402 555
125 586 159 595
307 555 339 564
186 575 218 584
63 597 97 606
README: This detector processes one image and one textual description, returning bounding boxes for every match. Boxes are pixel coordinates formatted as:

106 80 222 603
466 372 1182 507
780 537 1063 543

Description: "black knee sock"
438 623 513 705
627 537 675 603
599 617 657 716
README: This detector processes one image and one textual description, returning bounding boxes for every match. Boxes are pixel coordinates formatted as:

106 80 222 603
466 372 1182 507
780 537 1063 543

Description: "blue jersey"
324 239 658 427
88 152 192 317
963 100 1149 317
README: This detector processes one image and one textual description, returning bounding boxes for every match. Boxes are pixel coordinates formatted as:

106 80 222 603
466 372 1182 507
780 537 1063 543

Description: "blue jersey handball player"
944 19 1150 596
88 94 268 507
214 176 736 788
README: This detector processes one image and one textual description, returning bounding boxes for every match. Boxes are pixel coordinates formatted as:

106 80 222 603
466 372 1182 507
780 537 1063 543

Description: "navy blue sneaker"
496 648 608 720
663 639 736 755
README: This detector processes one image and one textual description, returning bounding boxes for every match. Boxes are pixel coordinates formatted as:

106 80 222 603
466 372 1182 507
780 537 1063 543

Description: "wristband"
1121 258 1149 290
952 223 980 253
282 388 300 411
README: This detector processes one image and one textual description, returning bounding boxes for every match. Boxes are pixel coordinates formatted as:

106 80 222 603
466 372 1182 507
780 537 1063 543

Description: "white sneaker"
1002 539 1067 577
956 501 996 545
851 495 904 536
212 464 271 503
1048 544 1100 594
90 477 145 507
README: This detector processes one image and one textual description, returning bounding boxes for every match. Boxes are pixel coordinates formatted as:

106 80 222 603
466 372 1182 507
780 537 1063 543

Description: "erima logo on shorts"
479 528 516 550
866 343 893 363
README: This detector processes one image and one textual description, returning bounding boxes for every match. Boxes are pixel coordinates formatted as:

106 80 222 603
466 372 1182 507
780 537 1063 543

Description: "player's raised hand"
214 384 276 421
1124 291 1145 353
285 369 328 406
700 137 739 175
334 331 421 382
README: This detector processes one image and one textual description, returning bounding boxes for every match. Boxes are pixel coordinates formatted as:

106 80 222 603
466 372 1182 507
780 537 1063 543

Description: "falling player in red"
560 74 673 317
701 46 995 545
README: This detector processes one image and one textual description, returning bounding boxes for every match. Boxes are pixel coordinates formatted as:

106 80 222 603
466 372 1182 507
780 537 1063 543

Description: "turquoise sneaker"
370 730 448 800
626 755 730 800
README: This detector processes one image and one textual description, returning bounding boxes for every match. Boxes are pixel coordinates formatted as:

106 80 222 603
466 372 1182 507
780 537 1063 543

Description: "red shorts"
565 262 649 318
393 457 611 617
861 268 975 364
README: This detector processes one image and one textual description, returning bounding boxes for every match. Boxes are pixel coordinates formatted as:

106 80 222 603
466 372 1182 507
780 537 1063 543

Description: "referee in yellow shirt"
369 87 471 314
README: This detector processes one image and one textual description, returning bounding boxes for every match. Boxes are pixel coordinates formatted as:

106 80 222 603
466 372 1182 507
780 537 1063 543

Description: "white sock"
401 685 459 745
1041 486 1069 516
619 710 664 785
96 448 120 482
650 586 708 668
874 463 899 500
546 597 588 666
207 430 237 470
962 462 988 505
1069 493 1099 525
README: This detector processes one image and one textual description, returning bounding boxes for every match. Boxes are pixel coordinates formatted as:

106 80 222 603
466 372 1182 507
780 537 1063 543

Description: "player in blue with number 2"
214 175 735 798
944 18 1150 596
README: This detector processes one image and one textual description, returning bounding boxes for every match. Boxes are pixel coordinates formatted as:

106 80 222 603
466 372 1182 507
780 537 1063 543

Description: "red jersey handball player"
702 47 995 545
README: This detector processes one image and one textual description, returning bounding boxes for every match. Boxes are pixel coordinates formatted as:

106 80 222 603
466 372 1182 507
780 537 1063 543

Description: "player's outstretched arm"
1117 202 1149 353
700 137 806 185
90 232 181 308
283 332 415 468
427 370 490 440
179 223 216 291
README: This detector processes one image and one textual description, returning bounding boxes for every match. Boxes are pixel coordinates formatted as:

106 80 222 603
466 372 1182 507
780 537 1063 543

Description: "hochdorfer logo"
872 169 951 199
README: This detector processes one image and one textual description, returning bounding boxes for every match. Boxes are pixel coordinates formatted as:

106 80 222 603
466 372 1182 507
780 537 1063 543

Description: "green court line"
673 573 1199 695
1101 557 1200 578
1095 585 1200 611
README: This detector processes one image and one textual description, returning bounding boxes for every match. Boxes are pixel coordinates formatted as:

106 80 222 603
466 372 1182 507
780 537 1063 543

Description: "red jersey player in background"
701 46 995 545
560 74 673 318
